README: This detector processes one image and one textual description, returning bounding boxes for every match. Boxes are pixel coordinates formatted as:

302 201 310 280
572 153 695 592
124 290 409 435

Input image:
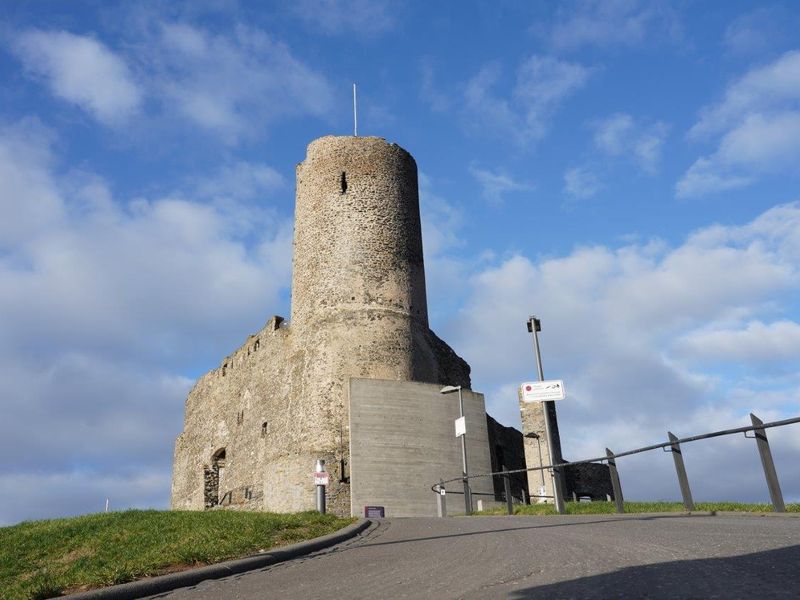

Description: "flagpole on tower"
353 83 358 137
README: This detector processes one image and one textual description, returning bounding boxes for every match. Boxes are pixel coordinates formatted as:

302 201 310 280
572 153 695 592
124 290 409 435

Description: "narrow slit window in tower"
340 171 347 194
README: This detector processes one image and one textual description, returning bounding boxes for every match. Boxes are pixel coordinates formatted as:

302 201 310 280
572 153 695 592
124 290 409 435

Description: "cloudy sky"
2 0 799 525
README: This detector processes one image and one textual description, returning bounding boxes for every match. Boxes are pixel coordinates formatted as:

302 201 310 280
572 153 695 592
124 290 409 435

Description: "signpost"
314 459 327 514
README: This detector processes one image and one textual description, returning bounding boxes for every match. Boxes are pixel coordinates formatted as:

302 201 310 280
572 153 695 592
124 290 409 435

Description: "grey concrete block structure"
172 136 489 516
349 379 494 517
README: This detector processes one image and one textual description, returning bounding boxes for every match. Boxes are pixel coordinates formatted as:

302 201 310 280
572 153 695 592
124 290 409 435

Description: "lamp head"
439 385 461 394
526 316 541 333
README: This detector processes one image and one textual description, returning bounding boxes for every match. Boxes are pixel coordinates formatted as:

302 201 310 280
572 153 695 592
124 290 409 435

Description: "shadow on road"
358 514 704 548
506 544 800 599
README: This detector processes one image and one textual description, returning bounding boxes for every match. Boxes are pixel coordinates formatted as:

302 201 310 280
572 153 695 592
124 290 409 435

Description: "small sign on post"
314 471 329 486
520 380 566 402
454 416 466 437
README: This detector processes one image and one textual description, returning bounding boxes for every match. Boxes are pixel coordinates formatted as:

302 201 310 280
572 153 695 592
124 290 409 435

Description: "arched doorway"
203 448 226 509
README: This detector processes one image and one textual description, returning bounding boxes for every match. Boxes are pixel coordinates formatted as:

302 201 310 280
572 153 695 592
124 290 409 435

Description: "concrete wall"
349 378 494 517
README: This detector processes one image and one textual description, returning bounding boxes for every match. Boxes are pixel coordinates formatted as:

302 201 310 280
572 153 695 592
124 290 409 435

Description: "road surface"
148 514 800 599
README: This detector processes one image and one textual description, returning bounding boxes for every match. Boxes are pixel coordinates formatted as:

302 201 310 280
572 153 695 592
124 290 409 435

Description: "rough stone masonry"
171 136 475 516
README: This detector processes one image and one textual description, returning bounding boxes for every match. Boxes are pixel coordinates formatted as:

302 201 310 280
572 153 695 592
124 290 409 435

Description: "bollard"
503 467 513 515
606 448 624 514
315 459 327 515
750 414 785 512
668 432 695 511
436 481 447 517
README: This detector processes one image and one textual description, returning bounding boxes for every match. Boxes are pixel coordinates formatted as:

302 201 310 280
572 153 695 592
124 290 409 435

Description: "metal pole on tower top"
353 83 358 137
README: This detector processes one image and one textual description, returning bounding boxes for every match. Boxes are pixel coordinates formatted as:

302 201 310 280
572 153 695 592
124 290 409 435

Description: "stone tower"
171 136 471 516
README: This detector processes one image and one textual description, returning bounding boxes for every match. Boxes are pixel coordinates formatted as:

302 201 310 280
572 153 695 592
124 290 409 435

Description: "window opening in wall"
254 339 260 351
237 410 244 425
261 422 269 437
204 448 226 509
221 363 227 377
340 171 347 194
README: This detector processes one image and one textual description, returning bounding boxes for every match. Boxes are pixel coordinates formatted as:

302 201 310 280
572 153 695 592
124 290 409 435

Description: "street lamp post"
441 385 472 514
526 315 566 514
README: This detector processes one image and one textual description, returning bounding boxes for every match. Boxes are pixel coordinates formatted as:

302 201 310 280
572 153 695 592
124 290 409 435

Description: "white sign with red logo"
520 380 566 402
314 471 329 486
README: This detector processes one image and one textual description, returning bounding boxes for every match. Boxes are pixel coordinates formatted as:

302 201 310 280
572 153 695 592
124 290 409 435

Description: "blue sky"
1 0 799 524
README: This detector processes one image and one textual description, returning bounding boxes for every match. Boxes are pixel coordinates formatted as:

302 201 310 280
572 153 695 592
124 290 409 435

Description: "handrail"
431 414 800 493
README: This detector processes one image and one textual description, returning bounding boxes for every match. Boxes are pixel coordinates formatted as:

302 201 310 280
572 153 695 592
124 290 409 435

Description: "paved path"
148 514 800 599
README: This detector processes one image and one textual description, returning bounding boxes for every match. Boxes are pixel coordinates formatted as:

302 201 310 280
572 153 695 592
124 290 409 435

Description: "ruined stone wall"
172 137 471 517
486 415 529 503
518 395 613 504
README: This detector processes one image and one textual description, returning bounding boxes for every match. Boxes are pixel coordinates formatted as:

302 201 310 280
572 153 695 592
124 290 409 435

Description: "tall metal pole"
458 387 472 514
353 83 358 137
528 316 566 514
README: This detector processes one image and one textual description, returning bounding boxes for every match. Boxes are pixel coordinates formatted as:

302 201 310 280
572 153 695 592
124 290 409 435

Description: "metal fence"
433 413 800 517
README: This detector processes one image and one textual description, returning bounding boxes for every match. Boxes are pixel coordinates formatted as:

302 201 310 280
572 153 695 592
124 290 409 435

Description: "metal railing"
433 413 800 516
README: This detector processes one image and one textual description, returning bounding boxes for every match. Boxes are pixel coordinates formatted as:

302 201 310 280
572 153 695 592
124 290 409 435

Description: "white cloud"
563 166 601 200
464 56 590 146
469 165 535 204
0 121 294 524
419 60 451 112
593 113 669 174
676 320 800 363
723 8 789 56
544 0 682 52
690 51 800 139
13 29 142 124
193 161 286 201
675 157 752 199
679 51 800 197
150 23 334 144
447 202 800 501
289 0 397 36
0 120 64 247
418 173 471 326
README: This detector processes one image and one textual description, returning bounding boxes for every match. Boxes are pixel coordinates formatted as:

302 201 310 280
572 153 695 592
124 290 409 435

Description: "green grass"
474 501 800 516
0 509 354 599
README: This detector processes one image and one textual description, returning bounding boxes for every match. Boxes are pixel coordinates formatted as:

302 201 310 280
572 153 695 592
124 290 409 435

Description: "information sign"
520 380 566 402
314 471 329 486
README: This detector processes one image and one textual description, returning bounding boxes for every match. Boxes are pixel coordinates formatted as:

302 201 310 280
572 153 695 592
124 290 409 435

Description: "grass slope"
476 501 800 516
0 509 354 599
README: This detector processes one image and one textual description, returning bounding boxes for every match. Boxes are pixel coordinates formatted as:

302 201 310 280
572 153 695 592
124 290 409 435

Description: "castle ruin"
171 136 504 516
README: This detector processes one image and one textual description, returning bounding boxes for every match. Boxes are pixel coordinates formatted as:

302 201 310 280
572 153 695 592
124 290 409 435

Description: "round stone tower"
292 135 429 330
285 136 469 514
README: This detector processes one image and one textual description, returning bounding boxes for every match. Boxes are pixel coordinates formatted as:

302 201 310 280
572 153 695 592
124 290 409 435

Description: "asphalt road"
148 514 800 599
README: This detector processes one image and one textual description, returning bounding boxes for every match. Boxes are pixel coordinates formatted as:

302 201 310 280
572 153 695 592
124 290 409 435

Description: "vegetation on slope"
0 509 354 599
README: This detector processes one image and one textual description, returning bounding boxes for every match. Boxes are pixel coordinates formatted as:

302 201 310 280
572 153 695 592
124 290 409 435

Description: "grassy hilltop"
0 509 354 599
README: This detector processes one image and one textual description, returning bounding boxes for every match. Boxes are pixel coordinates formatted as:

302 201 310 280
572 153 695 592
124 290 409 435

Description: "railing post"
750 414 785 512
606 448 624 514
503 466 513 515
668 432 695 511
437 480 447 517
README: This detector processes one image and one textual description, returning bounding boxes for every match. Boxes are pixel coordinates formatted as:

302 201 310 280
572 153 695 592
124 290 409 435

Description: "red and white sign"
314 471 329 486
520 380 566 402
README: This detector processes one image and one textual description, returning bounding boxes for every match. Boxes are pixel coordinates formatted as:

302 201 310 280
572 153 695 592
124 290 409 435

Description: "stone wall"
486 415 529 503
564 462 614 501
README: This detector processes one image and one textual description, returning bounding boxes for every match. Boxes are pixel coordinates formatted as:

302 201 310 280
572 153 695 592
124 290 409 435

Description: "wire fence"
433 413 800 517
